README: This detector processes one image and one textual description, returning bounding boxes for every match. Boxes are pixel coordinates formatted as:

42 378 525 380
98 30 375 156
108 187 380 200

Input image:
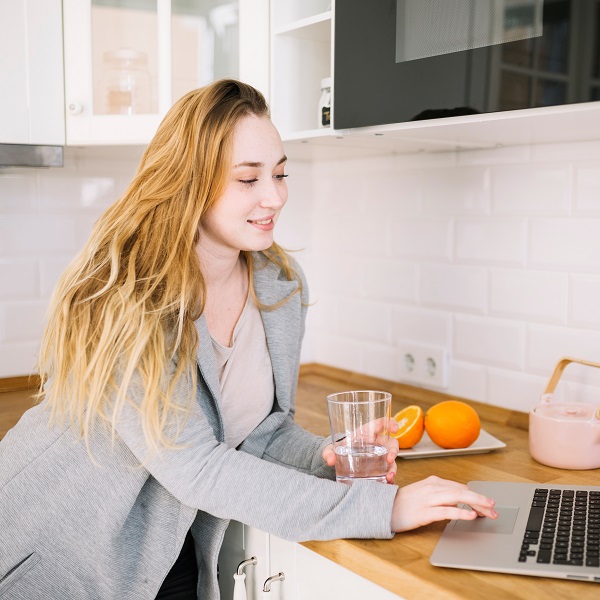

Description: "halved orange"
392 405 425 449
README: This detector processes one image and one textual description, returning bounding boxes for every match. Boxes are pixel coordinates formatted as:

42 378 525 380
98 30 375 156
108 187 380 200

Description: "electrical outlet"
397 342 449 389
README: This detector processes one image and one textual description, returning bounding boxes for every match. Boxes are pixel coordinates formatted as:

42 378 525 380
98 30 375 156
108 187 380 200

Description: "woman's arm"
114 399 397 543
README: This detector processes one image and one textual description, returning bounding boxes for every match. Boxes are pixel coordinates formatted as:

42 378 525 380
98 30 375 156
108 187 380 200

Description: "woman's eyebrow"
233 156 287 169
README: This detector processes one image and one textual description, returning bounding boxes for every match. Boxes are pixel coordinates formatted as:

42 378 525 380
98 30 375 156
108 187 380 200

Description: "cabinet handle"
233 556 257 600
68 102 84 115
262 572 285 593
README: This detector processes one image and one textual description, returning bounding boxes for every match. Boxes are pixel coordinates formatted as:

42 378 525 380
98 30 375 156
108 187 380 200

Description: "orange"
392 405 424 449
424 400 481 449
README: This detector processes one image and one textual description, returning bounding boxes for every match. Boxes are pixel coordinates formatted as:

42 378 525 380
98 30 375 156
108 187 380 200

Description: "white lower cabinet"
218 522 402 600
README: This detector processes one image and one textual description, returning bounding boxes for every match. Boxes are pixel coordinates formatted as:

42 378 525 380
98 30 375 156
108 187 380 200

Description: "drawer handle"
237 556 257 575
233 556 257 600
262 572 285 593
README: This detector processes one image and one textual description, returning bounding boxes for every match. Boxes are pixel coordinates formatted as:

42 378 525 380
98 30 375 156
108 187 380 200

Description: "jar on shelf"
103 48 151 115
318 77 331 128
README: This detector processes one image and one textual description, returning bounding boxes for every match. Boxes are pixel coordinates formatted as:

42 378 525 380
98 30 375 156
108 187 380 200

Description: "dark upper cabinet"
334 0 600 130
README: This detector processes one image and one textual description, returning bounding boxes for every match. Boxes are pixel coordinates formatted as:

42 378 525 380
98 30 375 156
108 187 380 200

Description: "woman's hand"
322 418 400 484
391 475 498 532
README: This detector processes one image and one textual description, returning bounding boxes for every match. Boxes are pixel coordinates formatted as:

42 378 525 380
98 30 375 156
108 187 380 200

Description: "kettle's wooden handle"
544 357 600 395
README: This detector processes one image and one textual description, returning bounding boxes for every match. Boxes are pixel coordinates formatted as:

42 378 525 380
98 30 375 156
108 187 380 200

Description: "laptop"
431 481 600 583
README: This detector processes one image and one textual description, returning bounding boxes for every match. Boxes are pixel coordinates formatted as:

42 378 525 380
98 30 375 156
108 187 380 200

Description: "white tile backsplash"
530 218 600 272
454 218 527 265
420 264 488 313
571 275 600 328
491 163 571 215
489 268 568 324
1 139 600 415
454 315 525 370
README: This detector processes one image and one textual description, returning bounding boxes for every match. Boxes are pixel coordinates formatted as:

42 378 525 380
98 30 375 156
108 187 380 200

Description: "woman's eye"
274 174 289 181
239 178 258 187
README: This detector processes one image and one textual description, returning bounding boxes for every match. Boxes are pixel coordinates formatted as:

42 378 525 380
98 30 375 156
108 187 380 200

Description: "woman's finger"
322 444 336 466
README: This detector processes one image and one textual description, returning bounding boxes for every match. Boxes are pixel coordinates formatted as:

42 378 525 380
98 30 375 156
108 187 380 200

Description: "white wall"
0 146 143 377
1 139 600 415
296 140 600 414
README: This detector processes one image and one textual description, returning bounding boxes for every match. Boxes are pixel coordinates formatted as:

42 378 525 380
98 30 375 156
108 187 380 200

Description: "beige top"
210 296 274 448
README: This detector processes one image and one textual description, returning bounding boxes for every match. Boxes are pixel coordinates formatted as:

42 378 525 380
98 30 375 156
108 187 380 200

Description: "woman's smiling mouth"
248 216 275 230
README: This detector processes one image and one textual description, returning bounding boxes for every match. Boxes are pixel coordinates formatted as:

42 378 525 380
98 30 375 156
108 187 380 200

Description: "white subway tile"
363 259 417 302
487 368 548 413
454 315 525 369
39 256 73 298
75 213 106 249
457 144 531 166
392 151 457 170
308 295 340 334
491 163 570 215
565 380 600 404
313 213 388 258
0 173 37 211
391 307 452 346
571 275 600 328
363 169 423 218
2 301 47 342
574 161 600 215
314 334 364 373
421 264 488 313
40 174 120 210
313 170 366 215
338 298 392 343
490 268 568 324
0 215 78 257
455 218 527 265
532 140 600 162
0 260 38 299
390 218 452 260
530 218 600 272
447 361 486 403
422 166 491 215
312 257 364 296
527 324 600 377
363 343 399 382
0 342 39 377
299 332 315 364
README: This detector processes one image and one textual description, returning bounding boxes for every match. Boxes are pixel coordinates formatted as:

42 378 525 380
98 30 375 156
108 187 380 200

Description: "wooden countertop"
295 363 600 600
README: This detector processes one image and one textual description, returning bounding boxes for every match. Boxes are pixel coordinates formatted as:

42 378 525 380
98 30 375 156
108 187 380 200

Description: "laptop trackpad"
453 506 519 534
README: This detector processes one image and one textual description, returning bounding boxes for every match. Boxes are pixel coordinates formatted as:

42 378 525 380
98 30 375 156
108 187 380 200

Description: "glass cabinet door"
171 0 239 103
63 0 267 145
90 0 159 116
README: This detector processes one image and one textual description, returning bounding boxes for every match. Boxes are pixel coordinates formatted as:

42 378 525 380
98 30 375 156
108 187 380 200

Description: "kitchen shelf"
282 101 600 161
270 1 333 138
274 12 332 39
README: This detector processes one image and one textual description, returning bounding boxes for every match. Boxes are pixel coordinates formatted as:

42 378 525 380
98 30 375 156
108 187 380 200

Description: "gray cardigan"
0 254 397 600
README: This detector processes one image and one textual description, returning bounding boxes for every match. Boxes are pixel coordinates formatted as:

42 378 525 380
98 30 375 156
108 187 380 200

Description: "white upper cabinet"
63 0 268 146
0 0 65 145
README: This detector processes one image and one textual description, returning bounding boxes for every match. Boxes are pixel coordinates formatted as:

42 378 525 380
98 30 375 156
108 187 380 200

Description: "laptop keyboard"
520 488 600 567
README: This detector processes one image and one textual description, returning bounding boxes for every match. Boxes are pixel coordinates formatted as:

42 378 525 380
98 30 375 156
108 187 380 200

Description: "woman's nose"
260 179 287 209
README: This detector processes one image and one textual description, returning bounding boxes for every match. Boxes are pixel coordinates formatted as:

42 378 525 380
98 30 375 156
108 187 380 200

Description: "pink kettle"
529 357 600 470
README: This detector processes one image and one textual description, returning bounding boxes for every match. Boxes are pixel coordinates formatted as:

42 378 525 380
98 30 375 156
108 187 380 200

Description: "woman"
0 80 496 600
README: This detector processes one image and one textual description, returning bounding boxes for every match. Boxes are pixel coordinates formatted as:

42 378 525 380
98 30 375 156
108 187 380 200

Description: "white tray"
396 429 506 459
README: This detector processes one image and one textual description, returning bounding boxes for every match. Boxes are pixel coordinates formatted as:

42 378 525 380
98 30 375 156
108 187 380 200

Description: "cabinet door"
0 0 64 145
63 0 165 145
219 522 271 600
269 536 403 600
63 0 269 146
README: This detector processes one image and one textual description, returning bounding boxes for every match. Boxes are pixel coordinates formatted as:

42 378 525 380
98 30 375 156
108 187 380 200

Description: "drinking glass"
326 390 392 484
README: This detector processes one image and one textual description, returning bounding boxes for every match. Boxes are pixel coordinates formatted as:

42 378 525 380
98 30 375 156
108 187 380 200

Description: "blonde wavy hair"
38 79 300 452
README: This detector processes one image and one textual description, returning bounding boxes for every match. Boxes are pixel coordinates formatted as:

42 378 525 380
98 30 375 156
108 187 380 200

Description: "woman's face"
198 114 288 258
